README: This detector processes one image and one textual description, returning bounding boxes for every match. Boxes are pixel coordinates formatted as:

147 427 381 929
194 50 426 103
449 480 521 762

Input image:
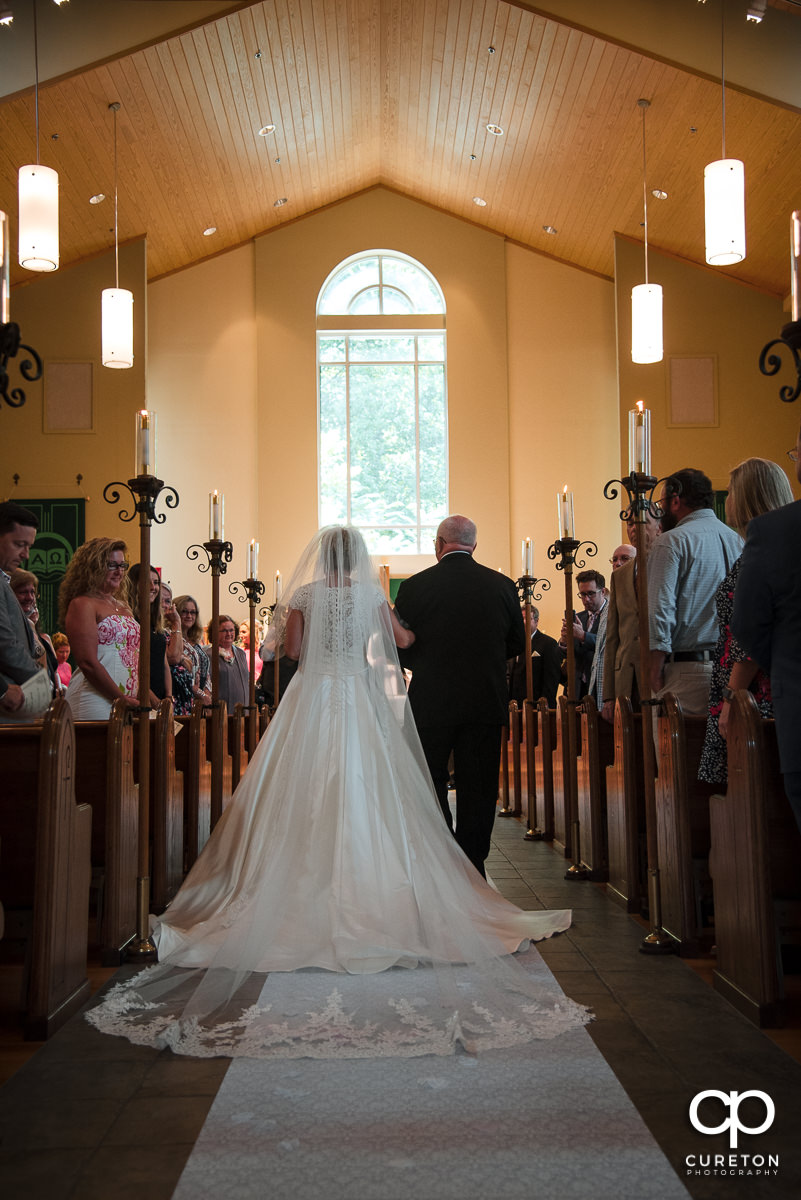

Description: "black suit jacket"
394 552 525 727
731 499 801 774
508 629 561 708
561 609 598 700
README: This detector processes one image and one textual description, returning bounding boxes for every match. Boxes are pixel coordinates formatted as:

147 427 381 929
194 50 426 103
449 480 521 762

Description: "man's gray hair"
437 515 477 547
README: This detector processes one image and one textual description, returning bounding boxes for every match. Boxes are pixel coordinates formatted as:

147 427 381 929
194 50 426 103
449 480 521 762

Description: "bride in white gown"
88 527 589 1058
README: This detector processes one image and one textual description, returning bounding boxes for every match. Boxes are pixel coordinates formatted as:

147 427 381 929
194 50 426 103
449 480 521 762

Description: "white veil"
86 525 588 1059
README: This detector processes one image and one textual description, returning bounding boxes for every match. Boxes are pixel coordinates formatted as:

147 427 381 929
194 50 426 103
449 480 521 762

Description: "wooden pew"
73 699 138 965
209 700 232 829
149 699 184 914
534 699 555 841
228 703 249 791
710 691 801 1026
499 702 523 818
605 698 646 913
552 695 581 857
654 694 715 955
575 695 613 879
175 702 212 870
0 697 91 1038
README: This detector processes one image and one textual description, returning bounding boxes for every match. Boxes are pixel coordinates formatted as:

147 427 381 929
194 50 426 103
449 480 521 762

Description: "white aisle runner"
173 959 689 1200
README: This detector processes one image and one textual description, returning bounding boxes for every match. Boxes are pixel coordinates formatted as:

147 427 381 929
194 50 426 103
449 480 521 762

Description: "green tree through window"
317 252 448 553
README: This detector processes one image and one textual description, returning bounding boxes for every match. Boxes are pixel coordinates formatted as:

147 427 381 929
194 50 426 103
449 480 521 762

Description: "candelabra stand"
104 473 179 958
0 320 43 411
758 319 801 405
229 575 265 755
547 536 597 880
503 573 551 838
603 471 675 954
188 537 233 827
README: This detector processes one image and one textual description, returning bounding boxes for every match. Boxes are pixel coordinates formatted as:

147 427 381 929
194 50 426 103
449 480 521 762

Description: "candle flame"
562 484 568 495
637 399 644 414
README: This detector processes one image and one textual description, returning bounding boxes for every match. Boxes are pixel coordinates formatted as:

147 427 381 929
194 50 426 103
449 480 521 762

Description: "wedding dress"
87 528 590 1059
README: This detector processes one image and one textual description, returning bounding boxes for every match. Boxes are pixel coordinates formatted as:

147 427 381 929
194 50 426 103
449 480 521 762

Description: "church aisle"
0 814 799 1199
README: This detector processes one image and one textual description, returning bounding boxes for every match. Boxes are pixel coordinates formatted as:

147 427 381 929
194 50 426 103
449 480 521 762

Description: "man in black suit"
0 502 41 715
508 606 561 708
558 569 607 700
731 427 801 833
394 514 525 875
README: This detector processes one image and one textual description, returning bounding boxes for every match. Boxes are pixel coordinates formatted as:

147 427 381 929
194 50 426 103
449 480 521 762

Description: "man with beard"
648 468 741 716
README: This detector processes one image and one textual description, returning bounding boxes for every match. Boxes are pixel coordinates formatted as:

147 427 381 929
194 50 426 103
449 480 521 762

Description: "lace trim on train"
86 976 591 1060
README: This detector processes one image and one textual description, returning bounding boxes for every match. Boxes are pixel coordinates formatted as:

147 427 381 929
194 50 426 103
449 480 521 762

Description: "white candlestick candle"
792 211 801 323
628 401 651 476
135 409 155 477
522 537 533 577
209 491 223 541
247 539 259 579
558 487 575 541
274 571 282 603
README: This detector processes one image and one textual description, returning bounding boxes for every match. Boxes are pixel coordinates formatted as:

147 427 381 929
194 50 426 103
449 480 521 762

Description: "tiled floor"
1 815 800 1200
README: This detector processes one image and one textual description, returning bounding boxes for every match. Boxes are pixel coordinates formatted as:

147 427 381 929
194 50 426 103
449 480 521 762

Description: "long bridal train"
87 529 591 1059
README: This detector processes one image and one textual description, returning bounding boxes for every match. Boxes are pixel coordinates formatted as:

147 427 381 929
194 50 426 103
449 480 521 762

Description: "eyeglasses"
788 448 799 464
610 554 634 565
107 561 128 572
180 608 198 616
578 589 600 598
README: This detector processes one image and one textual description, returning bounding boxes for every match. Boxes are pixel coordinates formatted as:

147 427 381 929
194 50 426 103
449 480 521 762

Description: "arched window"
317 250 448 554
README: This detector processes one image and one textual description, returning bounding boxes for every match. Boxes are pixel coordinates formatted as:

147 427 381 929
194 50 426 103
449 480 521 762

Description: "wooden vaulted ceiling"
1 0 800 296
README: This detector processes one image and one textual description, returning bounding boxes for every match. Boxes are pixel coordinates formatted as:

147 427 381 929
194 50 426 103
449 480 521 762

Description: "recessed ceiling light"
89 193 105 205
473 196 487 207
274 197 288 207
258 124 276 136
542 225 558 235
651 188 668 200
203 226 217 237
486 123 504 137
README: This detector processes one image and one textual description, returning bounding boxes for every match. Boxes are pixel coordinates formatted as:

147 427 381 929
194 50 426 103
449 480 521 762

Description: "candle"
628 401 651 476
274 570 282 603
792 211 801 323
380 563 390 599
521 537 533 577
0 210 9 325
209 491 223 541
135 409 155 477
247 539 259 579
557 487 575 540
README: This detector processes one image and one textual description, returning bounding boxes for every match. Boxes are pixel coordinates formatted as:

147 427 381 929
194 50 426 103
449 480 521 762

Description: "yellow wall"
506 243 621 637
2 240 146 533
615 235 800 498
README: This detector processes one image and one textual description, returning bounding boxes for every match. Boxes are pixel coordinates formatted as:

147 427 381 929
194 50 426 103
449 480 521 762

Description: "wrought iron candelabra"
547 535 597 880
188 537 233 827
104 472 179 959
229 574 265 755
603 470 674 954
0 321 43 411
758 319 801 405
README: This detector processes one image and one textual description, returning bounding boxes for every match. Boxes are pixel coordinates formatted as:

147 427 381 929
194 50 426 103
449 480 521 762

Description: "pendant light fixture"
18 0 59 272
704 2 745 266
101 101 134 369
631 99 663 365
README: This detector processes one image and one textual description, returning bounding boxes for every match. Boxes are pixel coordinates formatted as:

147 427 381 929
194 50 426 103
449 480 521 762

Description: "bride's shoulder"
289 582 314 611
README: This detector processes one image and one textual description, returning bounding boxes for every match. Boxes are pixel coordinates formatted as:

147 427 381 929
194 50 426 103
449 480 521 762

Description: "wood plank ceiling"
1 0 800 296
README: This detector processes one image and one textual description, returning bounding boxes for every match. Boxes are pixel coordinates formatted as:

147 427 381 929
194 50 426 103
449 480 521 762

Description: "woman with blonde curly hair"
698 456 794 784
60 537 140 717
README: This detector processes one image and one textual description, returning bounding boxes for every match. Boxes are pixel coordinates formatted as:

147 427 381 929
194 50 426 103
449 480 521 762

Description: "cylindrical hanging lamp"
18 165 59 271
631 283 663 365
102 287 134 368
101 101 133 369
704 7 745 266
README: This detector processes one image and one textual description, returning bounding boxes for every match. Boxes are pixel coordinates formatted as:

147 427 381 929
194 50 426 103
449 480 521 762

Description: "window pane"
319 257 379 314
381 256 444 313
417 333 445 362
319 336 346 362
349 286 381 315
348 335 415 362
381 286 415 315
418 365 447 523
360 527 419 554
319 364 348 524
349 364 416 525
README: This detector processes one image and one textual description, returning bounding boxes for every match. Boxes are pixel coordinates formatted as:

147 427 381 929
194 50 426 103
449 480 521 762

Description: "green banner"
23 498 86 637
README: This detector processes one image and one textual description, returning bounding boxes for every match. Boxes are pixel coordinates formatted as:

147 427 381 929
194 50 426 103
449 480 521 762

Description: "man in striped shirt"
648 468 742 717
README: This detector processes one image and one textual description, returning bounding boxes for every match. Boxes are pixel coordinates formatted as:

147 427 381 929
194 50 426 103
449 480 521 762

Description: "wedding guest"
51 632 72 688
0 502 41 715
9 568 59 690
161 579 192 713
205 613 249 710
61 538 140 717
698 457 793 784
124 563 172 706
174 594 212 712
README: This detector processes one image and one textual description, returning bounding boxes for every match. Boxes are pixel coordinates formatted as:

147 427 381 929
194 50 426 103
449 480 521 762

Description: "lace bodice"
291 582 385 674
